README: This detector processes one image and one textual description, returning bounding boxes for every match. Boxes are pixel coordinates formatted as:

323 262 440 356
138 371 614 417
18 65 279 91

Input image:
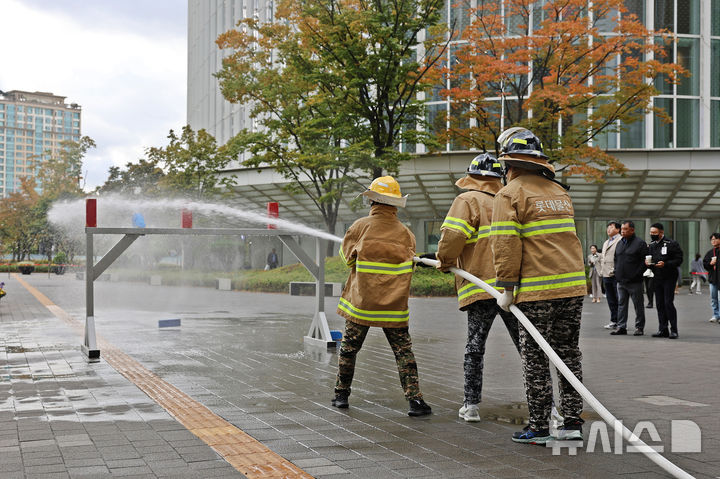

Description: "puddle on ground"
258 351 306 359
181 317 288 326
3 345 71 354
0 373 78 382
473 402 601 425
480 402 528 424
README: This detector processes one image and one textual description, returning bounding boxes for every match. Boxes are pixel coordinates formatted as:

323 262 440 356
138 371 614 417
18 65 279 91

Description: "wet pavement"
3 271 720 478
0 274 242 478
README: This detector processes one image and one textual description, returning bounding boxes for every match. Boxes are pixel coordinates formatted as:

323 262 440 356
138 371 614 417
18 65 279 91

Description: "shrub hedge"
97 257 456 296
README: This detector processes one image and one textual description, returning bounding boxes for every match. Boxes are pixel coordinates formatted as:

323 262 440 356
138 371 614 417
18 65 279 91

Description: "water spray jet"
77 197 342 362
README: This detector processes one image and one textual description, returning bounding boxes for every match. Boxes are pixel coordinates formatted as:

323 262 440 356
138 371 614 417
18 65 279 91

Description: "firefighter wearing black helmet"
418 153 520 422
489 127 586 444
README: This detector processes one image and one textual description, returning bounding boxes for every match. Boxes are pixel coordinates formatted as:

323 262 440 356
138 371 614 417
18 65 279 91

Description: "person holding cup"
702 233 720 323
647 223 684 339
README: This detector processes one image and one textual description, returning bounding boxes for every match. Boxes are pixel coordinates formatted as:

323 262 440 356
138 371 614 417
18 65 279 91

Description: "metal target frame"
82 200 335 361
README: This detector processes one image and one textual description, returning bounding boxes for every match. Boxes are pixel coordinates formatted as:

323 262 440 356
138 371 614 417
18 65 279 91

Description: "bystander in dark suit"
611 221 648 336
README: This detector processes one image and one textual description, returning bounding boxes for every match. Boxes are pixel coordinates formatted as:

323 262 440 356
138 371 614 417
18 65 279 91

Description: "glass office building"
188 1 720 275
188 0 275 150
0 90 82 197
423 0 717 153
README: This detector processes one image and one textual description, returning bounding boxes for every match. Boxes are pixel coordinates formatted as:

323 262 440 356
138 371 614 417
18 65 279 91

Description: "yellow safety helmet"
361 176 408 208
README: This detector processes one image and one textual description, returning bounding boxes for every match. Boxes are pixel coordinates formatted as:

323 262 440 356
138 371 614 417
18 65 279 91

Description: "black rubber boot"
331 393 349 409
408 398 432 417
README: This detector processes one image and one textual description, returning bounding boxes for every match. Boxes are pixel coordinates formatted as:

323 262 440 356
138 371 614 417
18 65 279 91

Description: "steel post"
316 238 325 316
83 231 99 361
304 238 335 348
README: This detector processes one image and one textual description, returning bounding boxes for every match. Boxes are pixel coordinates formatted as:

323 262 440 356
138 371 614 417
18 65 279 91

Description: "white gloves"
497 290 515 312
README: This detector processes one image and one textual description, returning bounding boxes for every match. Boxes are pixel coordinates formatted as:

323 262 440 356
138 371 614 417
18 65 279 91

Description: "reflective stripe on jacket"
490 167 586 303
337 204 415 328
436 175 504 310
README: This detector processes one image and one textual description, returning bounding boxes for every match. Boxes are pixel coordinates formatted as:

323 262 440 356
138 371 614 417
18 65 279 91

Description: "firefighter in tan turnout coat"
332 176 432 417
490 127 586 444
418 154 520 423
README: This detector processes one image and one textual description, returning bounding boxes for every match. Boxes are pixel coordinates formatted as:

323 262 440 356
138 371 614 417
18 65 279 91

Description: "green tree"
440 0 683 181
0 178 42 261
33 136 95 261
96 159 167 196
0 137 94 263
216 0 451 235
217 11 364 236
282 0 451 177
146 126 236 198
35 136 95 198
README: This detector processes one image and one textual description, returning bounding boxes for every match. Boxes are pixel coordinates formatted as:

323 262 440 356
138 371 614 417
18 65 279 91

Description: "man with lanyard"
332 176 432 417
490 127 586 444
418 153 520 422
647 223 683 339
600 222 622 328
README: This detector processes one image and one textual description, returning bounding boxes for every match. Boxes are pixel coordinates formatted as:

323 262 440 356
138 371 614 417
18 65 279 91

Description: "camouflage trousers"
517 296 584 430
335 319 422 400
464 300 521 405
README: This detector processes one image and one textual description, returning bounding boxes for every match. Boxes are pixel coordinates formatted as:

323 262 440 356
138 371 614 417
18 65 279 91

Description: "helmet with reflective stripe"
497 127 548 160
496 127 554 178
361 176 408 208
467 152 503 177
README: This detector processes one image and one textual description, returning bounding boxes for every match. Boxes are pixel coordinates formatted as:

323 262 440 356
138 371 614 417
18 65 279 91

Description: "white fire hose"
413 256 694 479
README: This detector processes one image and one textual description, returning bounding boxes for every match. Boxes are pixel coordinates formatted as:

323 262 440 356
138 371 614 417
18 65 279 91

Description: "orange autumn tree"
441 0 683 180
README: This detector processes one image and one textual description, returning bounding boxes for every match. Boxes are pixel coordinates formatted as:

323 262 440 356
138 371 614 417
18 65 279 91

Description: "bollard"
267 202 278 229
181 209 192 228
86 199 97 227
132 213 146 228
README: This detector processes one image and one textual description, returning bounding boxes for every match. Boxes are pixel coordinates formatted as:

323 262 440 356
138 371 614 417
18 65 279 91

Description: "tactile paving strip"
14 274 314 479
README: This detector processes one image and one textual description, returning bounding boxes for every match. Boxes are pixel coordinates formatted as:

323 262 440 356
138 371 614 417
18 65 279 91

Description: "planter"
51 265 67 275
18 264 35 275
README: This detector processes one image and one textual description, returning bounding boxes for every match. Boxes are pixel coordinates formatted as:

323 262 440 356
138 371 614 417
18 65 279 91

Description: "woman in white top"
690 253 707 294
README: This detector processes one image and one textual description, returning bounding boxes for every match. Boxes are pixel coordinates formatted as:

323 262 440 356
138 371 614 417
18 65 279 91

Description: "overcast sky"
0 0 188 190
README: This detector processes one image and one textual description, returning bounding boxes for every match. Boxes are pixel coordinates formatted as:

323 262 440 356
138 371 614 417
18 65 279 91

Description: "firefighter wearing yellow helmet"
490 127 586 444
332 176 432 417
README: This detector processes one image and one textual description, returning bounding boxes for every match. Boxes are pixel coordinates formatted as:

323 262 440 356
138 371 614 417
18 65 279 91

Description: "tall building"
188 0 720 270
0 90 82 197
188 0 274 148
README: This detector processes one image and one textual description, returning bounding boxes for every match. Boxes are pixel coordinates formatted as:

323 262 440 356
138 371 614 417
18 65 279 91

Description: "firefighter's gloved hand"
416 253 437 268
497 290 514 312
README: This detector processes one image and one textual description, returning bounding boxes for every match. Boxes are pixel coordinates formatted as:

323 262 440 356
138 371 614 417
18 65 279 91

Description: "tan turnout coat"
337 204 415 328
490 165 586 303
436 175 504 310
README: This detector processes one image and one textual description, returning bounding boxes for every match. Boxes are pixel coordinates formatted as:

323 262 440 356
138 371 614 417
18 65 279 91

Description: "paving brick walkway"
4 271 720 478
0 274 244 479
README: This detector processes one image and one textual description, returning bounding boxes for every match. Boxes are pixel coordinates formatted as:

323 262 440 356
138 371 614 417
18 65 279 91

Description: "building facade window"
712 0 720 147
425 220 442 253
419 0 718 151
650 0 702 148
